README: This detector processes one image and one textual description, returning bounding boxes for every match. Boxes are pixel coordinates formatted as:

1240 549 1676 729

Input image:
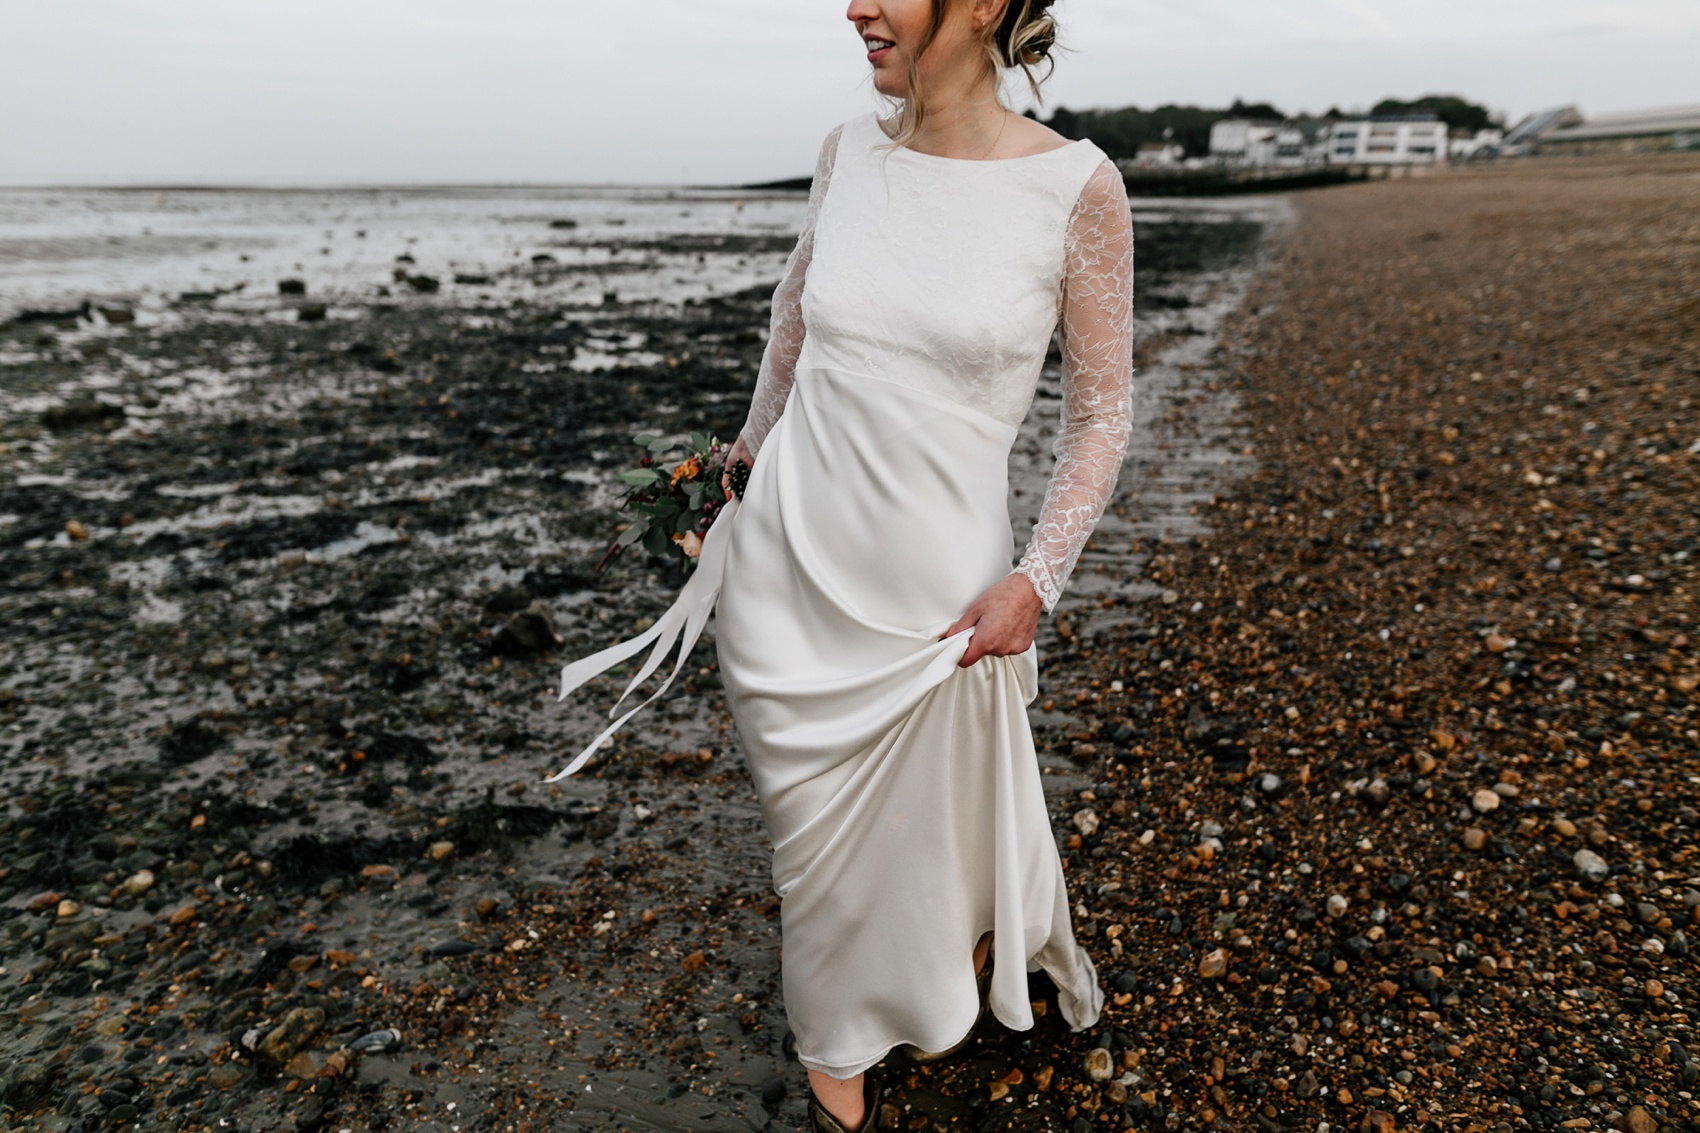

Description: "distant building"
1501 106 1583 155
1450 128 1505 160
1327 114 1448 165
1208 118 1330 167
1208 118 1284 166
1132 142 1185 168
1540 104 1700 155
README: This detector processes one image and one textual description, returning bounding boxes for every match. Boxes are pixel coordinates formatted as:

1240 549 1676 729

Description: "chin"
871 72 909 100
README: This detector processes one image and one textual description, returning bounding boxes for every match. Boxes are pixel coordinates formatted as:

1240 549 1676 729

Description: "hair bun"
997 0 1058 69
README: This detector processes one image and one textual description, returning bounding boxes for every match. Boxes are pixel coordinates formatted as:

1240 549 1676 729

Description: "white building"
1449 128 1504 159
1326 116 1448 165
1208 119 1282 166
1132 141 1185 168
1209 118 1329 167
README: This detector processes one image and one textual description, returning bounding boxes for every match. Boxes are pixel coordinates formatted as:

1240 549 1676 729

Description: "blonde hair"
887 0 1059 151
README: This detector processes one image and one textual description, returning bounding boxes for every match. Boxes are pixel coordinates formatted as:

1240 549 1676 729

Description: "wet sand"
0 192 1269 1132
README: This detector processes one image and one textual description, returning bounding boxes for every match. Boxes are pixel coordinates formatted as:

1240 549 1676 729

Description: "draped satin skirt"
715 366 1103 1079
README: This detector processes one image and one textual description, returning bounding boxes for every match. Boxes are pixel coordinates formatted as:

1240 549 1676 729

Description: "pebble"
1326 894 1349 918
1198 949 1227 978
1573 848 1610 882
121 869 155 896
255 1007 325 1064
1073 809 1099 836
1471 788 1501 813
1083 1047 1114 1081
428 840 455 860
1462 827 1487 851
346 1029 401 1054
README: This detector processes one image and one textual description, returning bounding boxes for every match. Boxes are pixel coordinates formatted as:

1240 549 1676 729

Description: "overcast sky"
2 0 1696 186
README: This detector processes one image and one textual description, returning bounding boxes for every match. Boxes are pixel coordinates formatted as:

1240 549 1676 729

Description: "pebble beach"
1 153 1695 1133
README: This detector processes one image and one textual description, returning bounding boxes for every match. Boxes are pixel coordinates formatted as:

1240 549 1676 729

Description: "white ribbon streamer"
544 495 740 782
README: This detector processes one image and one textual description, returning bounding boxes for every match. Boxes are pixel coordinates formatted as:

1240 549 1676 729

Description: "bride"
556 1 1134 1129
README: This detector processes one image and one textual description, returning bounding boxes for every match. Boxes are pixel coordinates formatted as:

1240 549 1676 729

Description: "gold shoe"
808 1072 882 1133
901 954 993 1064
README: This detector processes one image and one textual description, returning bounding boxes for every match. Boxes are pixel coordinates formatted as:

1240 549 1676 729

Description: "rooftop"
1545 103 1700 142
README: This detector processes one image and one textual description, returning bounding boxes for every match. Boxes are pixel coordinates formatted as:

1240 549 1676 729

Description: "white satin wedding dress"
553 112 1135 1080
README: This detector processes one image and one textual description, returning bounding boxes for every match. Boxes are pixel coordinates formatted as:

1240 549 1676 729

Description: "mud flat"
0 190 1272 1132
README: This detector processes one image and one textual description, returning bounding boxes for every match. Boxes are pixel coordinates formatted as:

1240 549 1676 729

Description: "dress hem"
796 944 1102 1081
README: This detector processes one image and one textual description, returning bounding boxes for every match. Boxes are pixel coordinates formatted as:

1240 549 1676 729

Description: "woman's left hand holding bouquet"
722 436 755 500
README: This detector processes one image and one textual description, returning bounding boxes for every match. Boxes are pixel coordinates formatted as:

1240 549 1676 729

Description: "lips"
864 36 895 60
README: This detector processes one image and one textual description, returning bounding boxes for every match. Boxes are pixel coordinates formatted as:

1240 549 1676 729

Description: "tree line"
1031 95 1501 161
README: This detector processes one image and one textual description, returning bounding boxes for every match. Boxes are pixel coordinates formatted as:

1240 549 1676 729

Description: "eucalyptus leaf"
618 469 662 487
616 523 646 548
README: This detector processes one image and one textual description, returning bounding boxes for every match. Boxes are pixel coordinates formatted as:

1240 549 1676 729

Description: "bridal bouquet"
600 431 748 574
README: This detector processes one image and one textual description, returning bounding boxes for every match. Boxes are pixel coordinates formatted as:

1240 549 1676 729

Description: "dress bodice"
737 113 1136 612
799 114 1111 428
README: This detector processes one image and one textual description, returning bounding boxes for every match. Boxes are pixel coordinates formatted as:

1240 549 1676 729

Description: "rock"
427 940 477 957
26 891 62 913
1073 808 1100 836
549 218 579 229
346 1029 401 1054
167 904 198 927
1553 817 1577 837
428 840 455 861
492 600 562 656
56 898 81 917
1198 948 1227 978
1574 848 1610 882
284 1050 321 1078
1084 1047 1114 1081
1 1061 55 1108
454 272 492 285
1462 827 1487 851
122 869 155 896
1364 777 1390 806
1471 787 1501 813
43 397 125 431
278 279 307 296
1361 1111 1395 1133
1326 894 1349 918
1257 772 1284 796
1646 979 1664 999
1295 1070 1319 1098
404 273 441 294
99 306 136 325
1621 1106 1657 1133
256 1007 325 1063
297 302 328 322
759 1076 787 1106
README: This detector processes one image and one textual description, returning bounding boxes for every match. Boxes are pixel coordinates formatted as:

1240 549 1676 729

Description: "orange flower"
670 457 701 486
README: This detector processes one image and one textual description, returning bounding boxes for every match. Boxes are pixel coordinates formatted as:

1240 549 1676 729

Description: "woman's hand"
942 573 1043 668
721 436 754 499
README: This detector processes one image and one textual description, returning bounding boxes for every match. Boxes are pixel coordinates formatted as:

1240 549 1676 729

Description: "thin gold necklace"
975 109 1010 160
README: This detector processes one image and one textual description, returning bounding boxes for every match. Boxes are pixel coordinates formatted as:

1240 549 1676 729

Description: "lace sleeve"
1014 159 1136 613
738 125 842 457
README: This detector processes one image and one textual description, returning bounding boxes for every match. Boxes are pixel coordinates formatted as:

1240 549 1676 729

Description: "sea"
0 184 811 323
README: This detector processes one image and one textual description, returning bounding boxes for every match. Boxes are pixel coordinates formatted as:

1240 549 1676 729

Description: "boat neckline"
868 113 1092 165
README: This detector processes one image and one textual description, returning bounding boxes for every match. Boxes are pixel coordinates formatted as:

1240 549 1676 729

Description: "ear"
969 0 1008 32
